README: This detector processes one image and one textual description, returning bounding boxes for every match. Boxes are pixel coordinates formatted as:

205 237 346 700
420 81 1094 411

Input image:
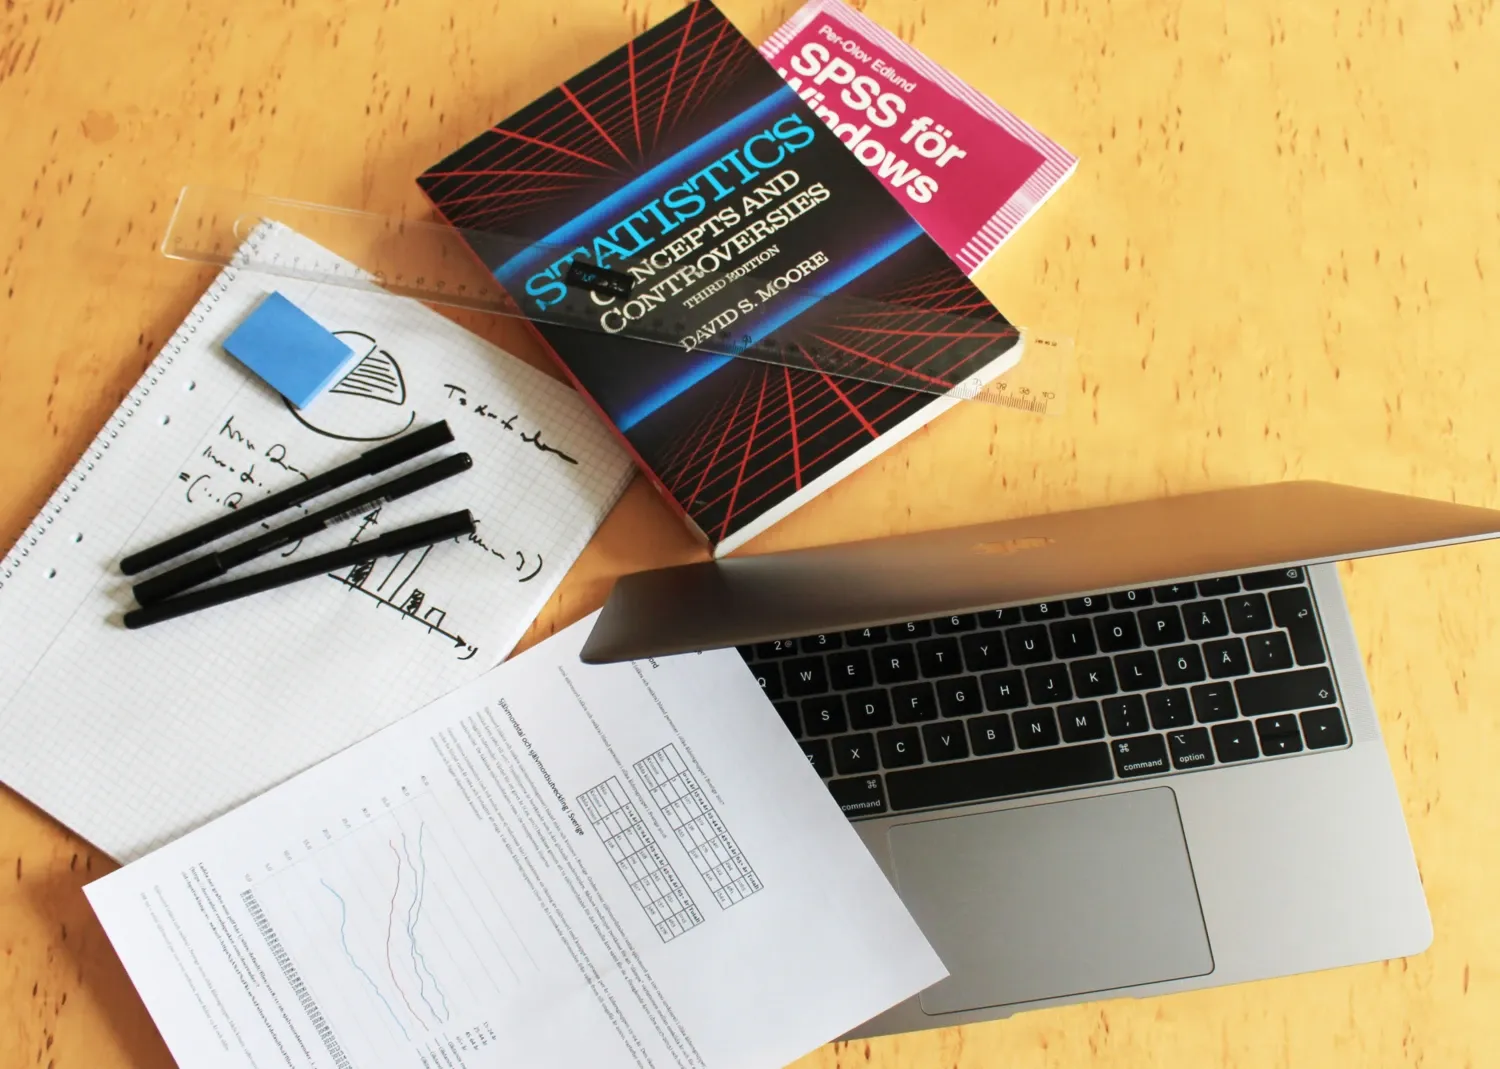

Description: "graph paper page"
0 222 633 861
85 615 945 1069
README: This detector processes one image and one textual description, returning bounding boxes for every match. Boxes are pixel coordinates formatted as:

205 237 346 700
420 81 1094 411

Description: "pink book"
760 0 1077 276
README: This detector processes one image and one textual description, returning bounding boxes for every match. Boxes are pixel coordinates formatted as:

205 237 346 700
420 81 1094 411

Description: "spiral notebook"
0 222 633 862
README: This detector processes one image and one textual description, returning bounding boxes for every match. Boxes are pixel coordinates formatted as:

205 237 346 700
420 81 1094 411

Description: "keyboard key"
1065 594 1111 615
960 632 1008 671
1158 644 1207 685
933 613 977 634
1111 733 1169 777
1183 600 1230 639
750 663 783 700
968 714 1015 754
773 701 802 737
1196 576 1241 595
893 619 932 639
1095 613 1142 652
800 632 843 653
922 723 971 762
1070 657 1118 698
737 645 756 660
1236 667 1335 717
847 690 894 730
1005 624 1053 664
1247 631 1294 672
1300 707 1348 749
1255 713 1301 737
1025 663 1073 704
1147 688 1194 729
802 695 847 736
826 649 874 690
1269 587 1327 665
1167 727 1215 770
1190 682 1238 722
1204 637 1251 678
1227 592 1272 633
917 637 963 677
873 644 919 684
832 732 878 775
1049 618 1098 658
892 682 937 723
1058 701 1105 742
827 775 887 816
981 670 1028 710
1138 605 1185 646
1103 695 1148 735
1152 582 1196 602
886 742 1115 811
783 656 829 697
1110 589 1153 609
977 607 1022 628
755 638 799 658
1211 720 1259 762
936 676 982 718
877 727 924 768
845 625 887 646
1021 601 1066 621
1255 714 1304 755
1014 708 1060 749
800 739 832 777
1242 567 1305 590
1115 651 1162 691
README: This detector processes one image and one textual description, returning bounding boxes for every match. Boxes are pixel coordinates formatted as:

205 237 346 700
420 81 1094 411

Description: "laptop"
580 482 1500 1036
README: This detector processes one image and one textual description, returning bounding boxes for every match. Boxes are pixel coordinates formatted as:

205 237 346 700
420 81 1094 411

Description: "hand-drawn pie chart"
284 330 418 442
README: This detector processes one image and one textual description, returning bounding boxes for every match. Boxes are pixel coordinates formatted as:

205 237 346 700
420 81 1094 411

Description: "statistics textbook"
419 0 1023 555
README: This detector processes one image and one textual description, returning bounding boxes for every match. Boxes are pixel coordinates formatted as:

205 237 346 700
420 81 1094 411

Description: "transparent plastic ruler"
162 186 1071 414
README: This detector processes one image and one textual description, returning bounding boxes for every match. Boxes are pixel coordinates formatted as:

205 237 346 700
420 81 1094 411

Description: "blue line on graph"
399 832 436 1021
320 878 411 1041
414 825 451 1020
383 841 424 1025
401 826 450 1023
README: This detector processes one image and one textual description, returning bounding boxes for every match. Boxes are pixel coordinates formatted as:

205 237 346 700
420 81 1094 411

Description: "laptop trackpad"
888 787 1213 1014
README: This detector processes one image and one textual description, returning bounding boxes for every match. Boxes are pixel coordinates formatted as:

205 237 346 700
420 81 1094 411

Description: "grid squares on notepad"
634 744 762 909
577 777 704 942
0 221 634 862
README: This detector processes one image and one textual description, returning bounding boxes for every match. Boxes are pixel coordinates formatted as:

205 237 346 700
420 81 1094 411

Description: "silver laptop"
580 482 1500 1036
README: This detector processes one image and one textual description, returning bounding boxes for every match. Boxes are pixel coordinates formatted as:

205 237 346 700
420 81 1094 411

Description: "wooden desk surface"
3 0 1498 1065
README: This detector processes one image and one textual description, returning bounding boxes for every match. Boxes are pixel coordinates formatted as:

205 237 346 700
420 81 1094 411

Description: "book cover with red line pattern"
418 0 1019 554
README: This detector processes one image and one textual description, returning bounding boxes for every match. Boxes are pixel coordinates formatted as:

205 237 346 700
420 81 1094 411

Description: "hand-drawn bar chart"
330 541 476 656
576 777 704 943
317 501 483 660
633 745 762 909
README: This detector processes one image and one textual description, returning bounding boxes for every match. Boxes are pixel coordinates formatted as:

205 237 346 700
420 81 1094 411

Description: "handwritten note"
0 222 635 861
441 383 579 463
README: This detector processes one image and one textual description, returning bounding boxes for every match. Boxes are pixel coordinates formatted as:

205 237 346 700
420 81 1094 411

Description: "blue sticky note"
222 292 357 409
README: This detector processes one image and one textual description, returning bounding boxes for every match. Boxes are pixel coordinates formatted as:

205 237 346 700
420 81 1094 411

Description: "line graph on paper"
242 790 531 1065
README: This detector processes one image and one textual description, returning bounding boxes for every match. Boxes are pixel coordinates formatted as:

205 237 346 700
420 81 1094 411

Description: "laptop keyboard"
739 567 1351 819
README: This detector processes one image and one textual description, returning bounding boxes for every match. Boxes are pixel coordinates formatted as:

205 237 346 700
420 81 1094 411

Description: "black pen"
131 452 474 605
123 510 477 629
120 420 455 575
